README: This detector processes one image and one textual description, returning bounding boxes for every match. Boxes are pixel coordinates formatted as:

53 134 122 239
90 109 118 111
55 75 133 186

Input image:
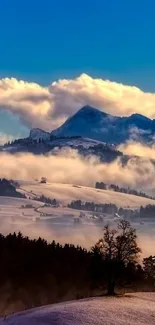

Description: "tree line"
3 135 83 147
68 200 118 215
0 178 26 199
0 220 155 315
68 200 155 219
96 182 155 200
34 195 58 206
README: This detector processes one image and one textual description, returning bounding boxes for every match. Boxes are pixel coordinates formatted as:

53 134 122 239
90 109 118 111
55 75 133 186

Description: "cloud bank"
0 149 155 192
119 142 155 159
1 74 155 132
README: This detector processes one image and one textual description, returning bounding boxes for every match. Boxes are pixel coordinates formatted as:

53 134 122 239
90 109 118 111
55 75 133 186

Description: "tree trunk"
107 279 116 296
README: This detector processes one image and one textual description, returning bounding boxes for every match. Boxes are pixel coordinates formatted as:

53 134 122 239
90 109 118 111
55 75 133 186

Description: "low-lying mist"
0 147 155 192
0 215 154 259
119 141 155 160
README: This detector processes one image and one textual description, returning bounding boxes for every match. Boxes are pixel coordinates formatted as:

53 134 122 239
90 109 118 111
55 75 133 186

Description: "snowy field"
0 181 155 254
0 196 115 246
18 181 155 208
1 293 155 325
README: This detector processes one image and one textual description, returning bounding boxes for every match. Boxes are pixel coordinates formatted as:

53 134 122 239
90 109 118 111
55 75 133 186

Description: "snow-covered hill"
1 133 121 162
48 137 107 149
29 128 51 141
1 293 155 324
18 181 155 208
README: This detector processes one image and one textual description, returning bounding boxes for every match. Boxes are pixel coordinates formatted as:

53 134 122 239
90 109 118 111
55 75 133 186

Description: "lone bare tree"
94 220 141 295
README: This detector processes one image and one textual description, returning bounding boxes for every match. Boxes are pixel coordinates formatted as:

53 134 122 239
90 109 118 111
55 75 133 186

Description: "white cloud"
119 141 155 160
1 74 155 131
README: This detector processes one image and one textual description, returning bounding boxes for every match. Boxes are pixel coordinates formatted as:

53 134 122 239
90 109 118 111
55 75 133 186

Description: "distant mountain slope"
1 106 155 160
51 105 155 144
2 135 122 163
29 128 51 141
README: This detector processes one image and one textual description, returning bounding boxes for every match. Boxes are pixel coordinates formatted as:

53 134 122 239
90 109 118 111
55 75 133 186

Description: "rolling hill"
1 293 155 325
18 181 155 208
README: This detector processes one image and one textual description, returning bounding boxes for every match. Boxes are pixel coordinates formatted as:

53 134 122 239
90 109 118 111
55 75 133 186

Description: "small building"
40 177 47 184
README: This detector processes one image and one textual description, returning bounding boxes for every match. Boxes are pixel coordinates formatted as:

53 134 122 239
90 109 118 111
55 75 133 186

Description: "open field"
18 181 155 208
0 192 154 256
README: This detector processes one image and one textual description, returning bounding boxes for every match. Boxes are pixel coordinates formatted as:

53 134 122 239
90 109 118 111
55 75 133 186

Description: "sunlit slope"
19 181 155 208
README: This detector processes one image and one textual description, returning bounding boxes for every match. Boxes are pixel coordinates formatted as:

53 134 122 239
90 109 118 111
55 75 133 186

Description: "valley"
0 181 154 253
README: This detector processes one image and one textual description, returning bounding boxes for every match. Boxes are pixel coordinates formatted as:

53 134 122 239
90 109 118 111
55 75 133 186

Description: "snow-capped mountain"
28 106 155 145
51 105 115 141
51 105 155 144
2 106 155 162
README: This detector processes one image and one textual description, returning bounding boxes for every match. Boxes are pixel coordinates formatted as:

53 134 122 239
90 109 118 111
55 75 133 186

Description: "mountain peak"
76 105 107 117
129 113 151 121
51 106 112 140
78 105 102 113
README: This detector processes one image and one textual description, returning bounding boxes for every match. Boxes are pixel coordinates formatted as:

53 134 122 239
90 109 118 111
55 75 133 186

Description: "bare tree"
94 220 141 295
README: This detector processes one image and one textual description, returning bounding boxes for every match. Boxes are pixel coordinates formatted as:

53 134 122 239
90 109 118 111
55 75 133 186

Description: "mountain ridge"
1 106 155 161
29 105 155 144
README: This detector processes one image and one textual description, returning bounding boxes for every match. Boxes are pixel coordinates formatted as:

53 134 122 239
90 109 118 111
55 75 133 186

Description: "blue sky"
0 0 155 138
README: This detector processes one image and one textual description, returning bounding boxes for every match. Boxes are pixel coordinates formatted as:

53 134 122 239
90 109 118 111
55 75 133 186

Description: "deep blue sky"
1 0 155 137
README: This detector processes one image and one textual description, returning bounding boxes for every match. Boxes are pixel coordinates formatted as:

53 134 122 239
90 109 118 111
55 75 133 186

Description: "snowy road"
1 293 155 325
